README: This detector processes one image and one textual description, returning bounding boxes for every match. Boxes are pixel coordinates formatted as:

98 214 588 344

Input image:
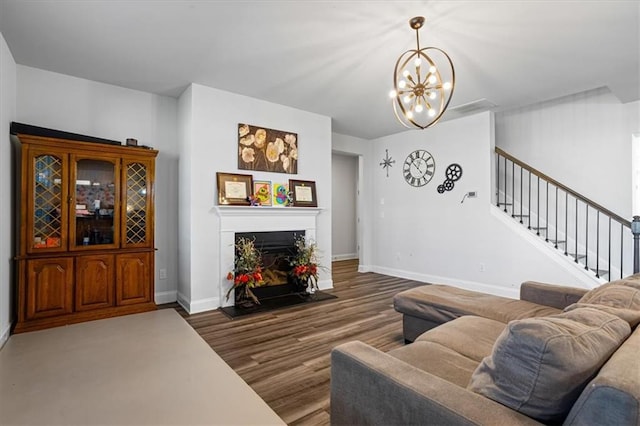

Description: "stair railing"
495 147 633 280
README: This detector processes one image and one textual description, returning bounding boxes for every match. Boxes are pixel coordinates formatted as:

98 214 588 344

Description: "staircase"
495 147 633 281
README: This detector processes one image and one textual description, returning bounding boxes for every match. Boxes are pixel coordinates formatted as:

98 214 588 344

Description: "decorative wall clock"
403 150 435 187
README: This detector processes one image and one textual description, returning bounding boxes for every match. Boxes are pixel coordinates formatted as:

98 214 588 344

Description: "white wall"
366 112 597 297
331 153 358 260
15 66 180 303
177 83 332 313
496 87 640 219
0 32 17 348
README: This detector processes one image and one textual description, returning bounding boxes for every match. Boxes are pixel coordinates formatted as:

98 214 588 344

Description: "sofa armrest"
330 341 544 426
519 281 588 310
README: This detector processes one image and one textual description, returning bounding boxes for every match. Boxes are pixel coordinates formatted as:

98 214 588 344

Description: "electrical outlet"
159 268 167 280
479 263 485 272
468 191 478 198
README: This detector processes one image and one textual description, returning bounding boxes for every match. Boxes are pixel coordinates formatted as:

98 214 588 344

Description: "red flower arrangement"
226 237 264 305
289 235 321 292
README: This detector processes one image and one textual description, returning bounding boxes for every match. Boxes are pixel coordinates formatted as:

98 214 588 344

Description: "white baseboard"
155 290 177 305
0 322 11 350
177 293 220 314
332 253 358 261
372 265 520 299
358 264 372 273
317 278 333 291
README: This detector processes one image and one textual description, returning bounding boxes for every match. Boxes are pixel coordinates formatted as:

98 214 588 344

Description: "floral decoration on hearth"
226 237 265 305
238 123 298 174
289 235 321 293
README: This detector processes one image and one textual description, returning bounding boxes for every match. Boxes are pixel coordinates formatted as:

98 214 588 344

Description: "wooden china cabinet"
12 133 158 333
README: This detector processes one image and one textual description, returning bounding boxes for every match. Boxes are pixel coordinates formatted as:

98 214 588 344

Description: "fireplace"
215 206 321 308
235 230 304 301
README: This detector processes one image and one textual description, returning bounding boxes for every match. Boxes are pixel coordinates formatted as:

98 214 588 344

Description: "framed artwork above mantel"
238 123 298 174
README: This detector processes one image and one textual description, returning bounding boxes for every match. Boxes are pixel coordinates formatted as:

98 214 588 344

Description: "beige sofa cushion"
577 279 640 309
468 308 631 423
416 315 506 362
566 279 640 327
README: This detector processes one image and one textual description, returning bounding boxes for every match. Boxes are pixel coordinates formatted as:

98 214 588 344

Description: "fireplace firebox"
235 230 305 302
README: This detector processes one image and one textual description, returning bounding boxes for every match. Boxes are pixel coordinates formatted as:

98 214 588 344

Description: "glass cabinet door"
28 151 68 253
70 156 120 250
122 160 153 248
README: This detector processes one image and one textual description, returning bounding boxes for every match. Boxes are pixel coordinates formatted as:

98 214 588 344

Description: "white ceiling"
0 1 638 140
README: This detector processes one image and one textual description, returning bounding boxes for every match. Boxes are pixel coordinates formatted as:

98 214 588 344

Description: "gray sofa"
330 279 640 425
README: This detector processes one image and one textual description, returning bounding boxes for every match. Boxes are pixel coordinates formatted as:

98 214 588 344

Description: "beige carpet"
0 309 284 425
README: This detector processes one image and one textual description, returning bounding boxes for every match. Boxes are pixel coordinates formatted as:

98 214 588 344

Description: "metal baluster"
608 218 611 279
575 197 579 263
545 181 549 242
536 175 540 234
511 161 515 218
621 225 624 278
584 205 589 270
496 152 500 207
565 192 568 255
504 156 508 212
554 186 558 248
596 211 600 278
528 171 532 229
520 167 523 223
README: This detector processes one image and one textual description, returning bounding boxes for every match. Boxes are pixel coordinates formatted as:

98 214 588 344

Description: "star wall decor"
379 149 395 177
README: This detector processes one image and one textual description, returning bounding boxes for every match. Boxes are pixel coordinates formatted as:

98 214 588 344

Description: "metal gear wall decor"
437 163 463 194
379 149 396 177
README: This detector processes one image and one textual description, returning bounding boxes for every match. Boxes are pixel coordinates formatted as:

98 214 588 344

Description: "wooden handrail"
495 147 631 227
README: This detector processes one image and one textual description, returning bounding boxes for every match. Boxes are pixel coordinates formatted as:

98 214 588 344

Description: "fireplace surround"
215 206 321 308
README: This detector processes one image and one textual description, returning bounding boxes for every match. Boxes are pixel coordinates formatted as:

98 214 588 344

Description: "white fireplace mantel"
215 206 322 307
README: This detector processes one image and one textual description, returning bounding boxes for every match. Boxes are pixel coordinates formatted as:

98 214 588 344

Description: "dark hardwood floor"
170 260 426 425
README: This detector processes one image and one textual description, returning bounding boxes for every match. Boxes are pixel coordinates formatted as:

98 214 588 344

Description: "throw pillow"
467 308 630 423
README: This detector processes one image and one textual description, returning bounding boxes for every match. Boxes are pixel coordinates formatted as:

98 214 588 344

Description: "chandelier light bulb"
389 90 397 98
428 92 436 100
428 108 436 117
415 104 424 113
414 58 422 67
443 81 452 90
403 95 412 104
428 75 437 84
429 65 436 74
406 111 414 119
402 69 410 78
398 80 407 89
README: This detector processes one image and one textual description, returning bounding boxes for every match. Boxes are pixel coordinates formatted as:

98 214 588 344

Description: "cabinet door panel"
121 159 154 248
26 258 73 320
26 149 69 254
116 252 151 305
76 255 115 311
70 154 120 251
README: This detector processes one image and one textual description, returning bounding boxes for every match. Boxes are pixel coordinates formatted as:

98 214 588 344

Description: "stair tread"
512 214 530 217
568 253 587 259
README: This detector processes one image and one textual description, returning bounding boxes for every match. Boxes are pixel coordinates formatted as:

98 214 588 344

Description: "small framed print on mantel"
217 172 253 205
289 179 317 207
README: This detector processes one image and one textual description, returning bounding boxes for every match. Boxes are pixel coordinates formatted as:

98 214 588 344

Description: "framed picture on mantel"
289 179 317 207
217 172 253 205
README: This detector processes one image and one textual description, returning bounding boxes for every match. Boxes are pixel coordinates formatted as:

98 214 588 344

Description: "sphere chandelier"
389 16 455 130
